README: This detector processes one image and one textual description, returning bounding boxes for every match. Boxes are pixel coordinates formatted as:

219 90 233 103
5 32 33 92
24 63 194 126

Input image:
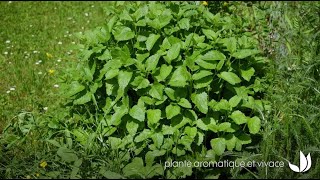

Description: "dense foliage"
60 2 270 178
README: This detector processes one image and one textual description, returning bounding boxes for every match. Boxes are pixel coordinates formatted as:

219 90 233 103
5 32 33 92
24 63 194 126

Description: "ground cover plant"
0 1 319 179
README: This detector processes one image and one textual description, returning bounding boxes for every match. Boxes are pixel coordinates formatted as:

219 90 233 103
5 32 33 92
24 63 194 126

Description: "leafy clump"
62 1 270 178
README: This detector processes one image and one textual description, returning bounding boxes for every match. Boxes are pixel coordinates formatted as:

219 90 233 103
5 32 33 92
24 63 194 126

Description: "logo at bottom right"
288 151 311 173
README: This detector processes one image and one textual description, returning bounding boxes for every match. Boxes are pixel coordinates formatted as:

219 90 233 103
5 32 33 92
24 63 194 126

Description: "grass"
0 1 109 131
0 1 320 179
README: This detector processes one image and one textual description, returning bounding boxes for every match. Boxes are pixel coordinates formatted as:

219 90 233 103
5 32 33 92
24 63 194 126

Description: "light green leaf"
192 70 213 80
166 43 181 63
110 105 127 126
169 66 190 87
193 76 213 89
196 119 208 131
146 34 160 51
178 98 192 109
151 133 164 149
220 71 241 85
131 76 150 90
74 92 92 105
229 110 248 125
202 50 226 61
68 81 85 97
146 54 160 72
231 49 260 59
123 157 144 178
105 69 119 80
155 64 173 82
195 59 217 69
229 95 241 108
147 109 162 125
224 134 237 151
135 129 152 142
149 83 165 100
126 120 139 134
191 91 208 114
113 26 135 41
57 147 78 163
118 70 133 90
210 138 226 156
202 29 219 40
184 126 197 139
129 105 145 122
241 67 255 81
247 116 261 134
178 18 190 30
166 104 181 119
109 137 122 150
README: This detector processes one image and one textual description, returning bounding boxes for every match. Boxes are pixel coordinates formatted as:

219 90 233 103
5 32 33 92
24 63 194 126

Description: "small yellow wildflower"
48 69 55 75
202 1 208 6
223 2 228 7
46 52 53 58
40 161 47 168
35 173 40 177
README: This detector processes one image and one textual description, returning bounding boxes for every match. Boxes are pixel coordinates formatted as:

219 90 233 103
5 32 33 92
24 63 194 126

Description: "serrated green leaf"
149 83 165 100
195 59 217 69
166 104 181 119
202 50 226 61
126 120 139 134
146 34 160 51
202 29 219 40
151 132 164 149
147 109 161 125
169 66 190 87
74 92 92 105
178 18 190 30
123 157 144 178
184 126 197 138
166 43 181 63
220 37 237 53
113 26 135 41
155 64 173 82
224 134 237 151
229 95 242 108
135 129 152 142
193 76 213 89
247 116 261 134
57 147 78 163
241 67 255 81
220 71 241 85
192 70 213 80
68 81 85 97
229 110 248 125
110 105 127 126
191 91 208 114
105 69 119 80
231 49 260 59
210 138 226 156
196 119 208 131
109 137 122 150
129 105 145 122
118 70 133 90
145 54 160 72
178 98 192 109
131 76 150 90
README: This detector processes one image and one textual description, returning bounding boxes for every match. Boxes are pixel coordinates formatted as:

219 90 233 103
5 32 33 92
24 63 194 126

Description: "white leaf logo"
288 151 311 173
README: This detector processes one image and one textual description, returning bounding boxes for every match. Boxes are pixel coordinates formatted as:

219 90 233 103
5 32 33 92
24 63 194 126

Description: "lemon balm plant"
61 1 270 178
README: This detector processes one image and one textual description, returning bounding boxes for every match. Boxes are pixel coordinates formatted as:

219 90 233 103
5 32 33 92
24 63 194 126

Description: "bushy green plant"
61 1 270 178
